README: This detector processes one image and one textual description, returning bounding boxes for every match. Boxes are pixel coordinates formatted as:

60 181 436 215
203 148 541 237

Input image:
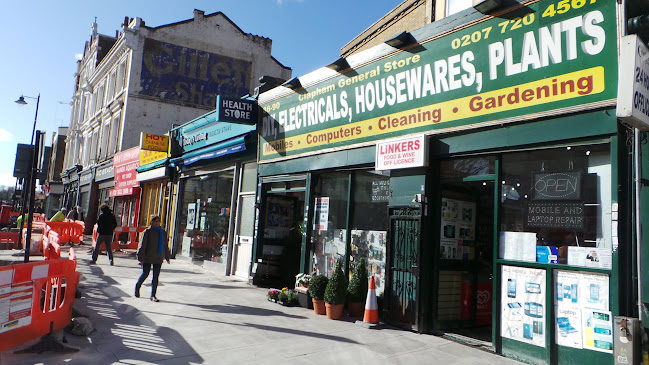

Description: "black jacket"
96 212 117 235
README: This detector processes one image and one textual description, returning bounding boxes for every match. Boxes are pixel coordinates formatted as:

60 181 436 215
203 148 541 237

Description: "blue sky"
0 0 401 187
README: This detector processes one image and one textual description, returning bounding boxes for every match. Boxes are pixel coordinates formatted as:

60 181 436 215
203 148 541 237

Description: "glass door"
433 156 497 344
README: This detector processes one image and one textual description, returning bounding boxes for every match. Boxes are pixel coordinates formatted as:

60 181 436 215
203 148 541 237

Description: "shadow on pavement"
3 260 204 365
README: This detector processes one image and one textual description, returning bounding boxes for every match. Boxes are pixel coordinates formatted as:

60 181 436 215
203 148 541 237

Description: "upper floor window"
446 0 472 16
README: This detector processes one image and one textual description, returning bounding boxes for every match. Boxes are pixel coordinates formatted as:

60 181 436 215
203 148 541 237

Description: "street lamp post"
15 94 40 262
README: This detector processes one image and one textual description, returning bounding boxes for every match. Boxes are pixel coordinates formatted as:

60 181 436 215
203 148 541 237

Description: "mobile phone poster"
501 265 547 347
554 270 611 353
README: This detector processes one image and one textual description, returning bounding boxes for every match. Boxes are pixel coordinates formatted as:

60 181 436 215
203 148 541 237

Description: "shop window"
310 173 349 277
177 172 234 263
500 144 611 268
350 171 389 295
440 156 495 178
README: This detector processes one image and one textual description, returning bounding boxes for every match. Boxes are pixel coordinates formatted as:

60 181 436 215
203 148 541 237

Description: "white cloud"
0 173 16 188
75 53 83 60
0 129 12 142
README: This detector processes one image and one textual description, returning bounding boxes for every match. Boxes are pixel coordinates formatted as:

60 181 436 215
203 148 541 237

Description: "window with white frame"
108 113 121 154
107 71 115 102
446 0 472 16
100 120 110 159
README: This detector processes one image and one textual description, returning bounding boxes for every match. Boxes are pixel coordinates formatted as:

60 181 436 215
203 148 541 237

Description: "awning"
170 135 248 167
136 158 169 173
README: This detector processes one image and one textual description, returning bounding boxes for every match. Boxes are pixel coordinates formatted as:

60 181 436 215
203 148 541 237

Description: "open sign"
533 172 581 200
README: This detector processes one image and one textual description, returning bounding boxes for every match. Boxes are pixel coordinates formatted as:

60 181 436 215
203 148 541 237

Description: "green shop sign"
258 0 617 162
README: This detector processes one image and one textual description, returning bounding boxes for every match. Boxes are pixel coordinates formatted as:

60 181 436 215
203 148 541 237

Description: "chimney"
193 9 205 20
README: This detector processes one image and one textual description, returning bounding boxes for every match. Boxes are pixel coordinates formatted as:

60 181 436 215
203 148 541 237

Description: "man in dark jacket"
91 204 118 265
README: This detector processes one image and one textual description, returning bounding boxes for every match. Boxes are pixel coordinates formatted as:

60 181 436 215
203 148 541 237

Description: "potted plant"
267 289 280 302
347 258 368 317
324 260 347 320
308 274 328 315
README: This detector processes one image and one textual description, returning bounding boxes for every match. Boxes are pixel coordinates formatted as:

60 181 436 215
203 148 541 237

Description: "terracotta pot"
325 303 344 320
347 301 365 318
312 299 326 315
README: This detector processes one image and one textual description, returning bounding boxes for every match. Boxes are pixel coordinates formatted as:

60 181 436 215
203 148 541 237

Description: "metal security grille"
386 206 421 331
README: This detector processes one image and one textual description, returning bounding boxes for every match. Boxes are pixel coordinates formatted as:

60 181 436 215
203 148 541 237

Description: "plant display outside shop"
324 260 347 319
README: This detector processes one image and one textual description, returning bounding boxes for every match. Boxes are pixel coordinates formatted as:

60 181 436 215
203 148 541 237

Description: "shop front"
61 165 81 216
94 160 115 213
170 96 258 278
78 167 95 231
256 1 626 363
136 132 172 230
110 147 141 243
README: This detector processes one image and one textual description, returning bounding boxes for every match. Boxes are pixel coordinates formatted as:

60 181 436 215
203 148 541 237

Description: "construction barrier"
92 225 146 250
44 222 84 245
0 231 20 250
42 230 62 260
0 254 80 351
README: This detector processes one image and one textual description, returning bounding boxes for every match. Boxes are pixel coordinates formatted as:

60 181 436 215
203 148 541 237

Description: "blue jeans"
92 234 114 262
136 263 162 297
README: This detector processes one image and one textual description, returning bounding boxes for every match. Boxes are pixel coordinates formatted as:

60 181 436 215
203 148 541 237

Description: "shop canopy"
169 134 249 168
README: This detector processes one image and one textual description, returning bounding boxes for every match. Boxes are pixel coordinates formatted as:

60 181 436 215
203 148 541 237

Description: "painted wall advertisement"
501 265 546 348
259 0 617 162
141 39 252 107
440 198 475 260
554 270 612 353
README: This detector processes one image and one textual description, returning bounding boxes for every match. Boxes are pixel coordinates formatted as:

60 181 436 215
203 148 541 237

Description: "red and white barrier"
0 255 80 351
92 225 146 250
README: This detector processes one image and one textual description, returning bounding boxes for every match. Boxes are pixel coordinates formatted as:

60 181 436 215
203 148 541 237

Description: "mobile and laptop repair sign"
258 0 617 162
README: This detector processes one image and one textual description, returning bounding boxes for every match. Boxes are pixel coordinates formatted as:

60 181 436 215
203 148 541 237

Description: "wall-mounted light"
385 31 416 48
326 57 350 73
473 0 502 14
281 77 302 90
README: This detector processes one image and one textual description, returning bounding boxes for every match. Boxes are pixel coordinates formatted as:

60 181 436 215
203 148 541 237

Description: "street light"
15 93 40 263
15 94 40 145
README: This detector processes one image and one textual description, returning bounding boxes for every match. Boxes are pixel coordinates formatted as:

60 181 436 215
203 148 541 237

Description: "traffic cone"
363 276 379 324
69 247 76 261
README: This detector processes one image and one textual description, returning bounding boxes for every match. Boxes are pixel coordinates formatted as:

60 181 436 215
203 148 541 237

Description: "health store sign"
259 0 617 162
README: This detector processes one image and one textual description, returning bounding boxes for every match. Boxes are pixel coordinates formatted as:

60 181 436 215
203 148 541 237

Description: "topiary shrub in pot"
308 274 328 315
324 260 347 320
347 258 368 317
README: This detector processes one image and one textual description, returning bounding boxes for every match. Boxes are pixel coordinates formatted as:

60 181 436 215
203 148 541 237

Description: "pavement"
0 243 521 365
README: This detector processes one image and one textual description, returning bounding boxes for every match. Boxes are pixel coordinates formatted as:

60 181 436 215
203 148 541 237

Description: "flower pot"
297 289 313 309
325 303 344 320
312 299 326 315
347 301 365 317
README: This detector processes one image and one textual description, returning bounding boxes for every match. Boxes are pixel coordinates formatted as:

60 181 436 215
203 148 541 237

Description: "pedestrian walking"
135 215 171 302
91 204 117 265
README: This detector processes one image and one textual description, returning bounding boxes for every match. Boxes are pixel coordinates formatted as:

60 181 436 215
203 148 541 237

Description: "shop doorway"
433 157 496 345
256 189 306 288
385 206 422 331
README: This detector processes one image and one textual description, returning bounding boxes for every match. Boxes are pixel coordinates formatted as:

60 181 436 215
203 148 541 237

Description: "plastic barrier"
93 225 146 250
0 255 80 351
22 223 46 256
0 231 20 250
44 222 84 245
42 230 62 260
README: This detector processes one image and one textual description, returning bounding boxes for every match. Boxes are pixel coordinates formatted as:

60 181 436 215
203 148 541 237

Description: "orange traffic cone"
69 247 76 261
363 276 379 324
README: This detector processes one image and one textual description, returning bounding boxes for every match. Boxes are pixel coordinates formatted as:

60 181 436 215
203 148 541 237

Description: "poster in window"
501 265 546 348
314 197 329 231
554 270 610 351
187 203 196 230
440 198 475 260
